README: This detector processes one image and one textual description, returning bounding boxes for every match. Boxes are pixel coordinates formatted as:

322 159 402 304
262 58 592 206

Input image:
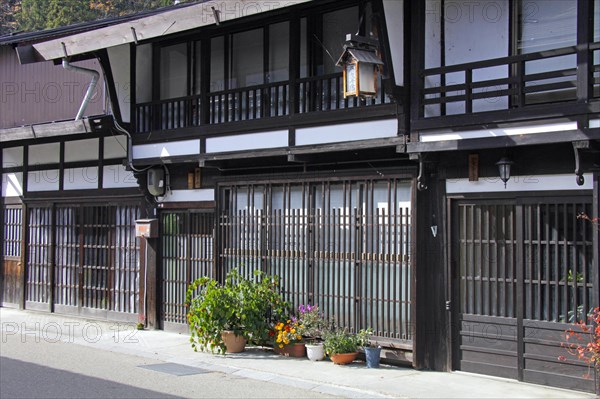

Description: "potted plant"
323 329 362 365
297 304 331 361
186 269 286 354
272 318 306 357
359 328 381 368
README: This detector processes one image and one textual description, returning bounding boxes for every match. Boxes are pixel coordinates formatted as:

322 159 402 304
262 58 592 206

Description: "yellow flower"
283 338 289 345
275 322 284 331
296 335 302 340
290 328 296 334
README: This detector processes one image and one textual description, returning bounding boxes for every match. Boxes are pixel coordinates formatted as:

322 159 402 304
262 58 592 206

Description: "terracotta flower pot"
221 331 246 353
330 352 358 365
274 342 306 357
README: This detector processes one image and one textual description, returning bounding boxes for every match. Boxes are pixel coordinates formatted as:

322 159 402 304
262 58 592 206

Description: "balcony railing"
135 73 392 134
418 42 600 120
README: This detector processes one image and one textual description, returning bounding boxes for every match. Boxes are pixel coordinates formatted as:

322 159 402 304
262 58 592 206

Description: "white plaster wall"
64 138 99 162
103 165 137 188
27 169 60 192
104 136 127 159
2 147 23 168
133 139 200 159
63 167 99 190
157 189 215 203
206 130 288 153
2 173 23 197
107 44 132 123
29 143 60 165
296 119 397 146
446 174 592 194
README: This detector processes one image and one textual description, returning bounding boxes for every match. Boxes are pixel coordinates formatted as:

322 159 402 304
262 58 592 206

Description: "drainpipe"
62 58 100 121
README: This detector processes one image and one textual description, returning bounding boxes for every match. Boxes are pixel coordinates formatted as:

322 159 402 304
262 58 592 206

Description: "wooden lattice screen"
218 179 413 342
26 203 140 314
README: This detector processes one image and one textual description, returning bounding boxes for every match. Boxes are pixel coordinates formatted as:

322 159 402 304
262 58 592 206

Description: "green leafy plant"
323 328 373 356
185 269 288 354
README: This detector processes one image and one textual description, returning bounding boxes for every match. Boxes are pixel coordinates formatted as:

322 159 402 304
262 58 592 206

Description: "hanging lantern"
496 157 514 188
336 34 383 98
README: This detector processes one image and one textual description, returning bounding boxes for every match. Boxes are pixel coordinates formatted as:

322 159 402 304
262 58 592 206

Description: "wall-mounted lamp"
336 34 383 98
496 157 513 188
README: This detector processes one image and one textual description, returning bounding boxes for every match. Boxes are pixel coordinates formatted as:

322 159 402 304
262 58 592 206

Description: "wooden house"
1 0 598 393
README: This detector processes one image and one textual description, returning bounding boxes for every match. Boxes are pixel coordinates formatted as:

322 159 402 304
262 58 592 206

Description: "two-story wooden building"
1 0 599 393
0 18 147 322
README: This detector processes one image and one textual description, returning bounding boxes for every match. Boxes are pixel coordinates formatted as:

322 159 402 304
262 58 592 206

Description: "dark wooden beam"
576 0 594 102
97 49 124 125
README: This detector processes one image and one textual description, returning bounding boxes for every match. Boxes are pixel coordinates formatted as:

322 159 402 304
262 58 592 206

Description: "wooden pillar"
139 236 159 329
414 160 449 371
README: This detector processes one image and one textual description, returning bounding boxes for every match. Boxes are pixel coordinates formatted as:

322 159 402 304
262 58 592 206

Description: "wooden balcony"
134 72 393 135
413 42 600 130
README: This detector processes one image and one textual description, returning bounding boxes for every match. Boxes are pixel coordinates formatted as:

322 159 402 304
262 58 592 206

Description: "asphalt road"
0 331 336 399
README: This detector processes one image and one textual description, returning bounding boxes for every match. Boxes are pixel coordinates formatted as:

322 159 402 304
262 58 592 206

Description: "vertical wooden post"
144 236 159 329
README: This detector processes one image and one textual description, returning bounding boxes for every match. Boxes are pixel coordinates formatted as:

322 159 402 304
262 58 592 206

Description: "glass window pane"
269 22 289 82
231 28 264 88
210 36 225 92
160 43 188 100
300 17 308 78
321 6 358 75
194 41 202 95
519 1 576 53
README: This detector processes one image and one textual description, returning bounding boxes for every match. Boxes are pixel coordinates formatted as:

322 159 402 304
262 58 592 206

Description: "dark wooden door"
452 202 519 378
452 198 595 392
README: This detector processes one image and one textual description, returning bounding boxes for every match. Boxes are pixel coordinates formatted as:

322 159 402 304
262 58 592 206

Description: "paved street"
0 327 335 399
0 308 595 399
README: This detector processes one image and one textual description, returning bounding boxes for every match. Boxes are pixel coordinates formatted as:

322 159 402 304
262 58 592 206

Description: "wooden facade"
1 0 599 393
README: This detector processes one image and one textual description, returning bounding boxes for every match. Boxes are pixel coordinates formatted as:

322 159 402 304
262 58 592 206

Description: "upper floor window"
209 22 290 92
518 1 577 53
160 43 188 100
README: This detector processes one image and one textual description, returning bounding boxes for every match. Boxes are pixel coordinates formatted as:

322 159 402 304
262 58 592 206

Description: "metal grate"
219 179 413 342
